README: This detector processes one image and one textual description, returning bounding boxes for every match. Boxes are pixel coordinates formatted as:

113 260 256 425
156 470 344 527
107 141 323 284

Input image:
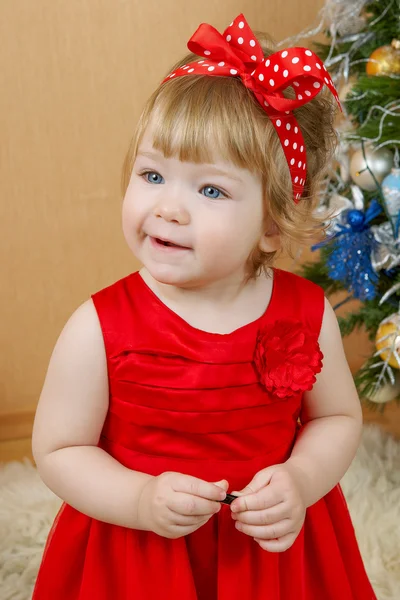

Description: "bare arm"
32 299 153 529
285 297 363 507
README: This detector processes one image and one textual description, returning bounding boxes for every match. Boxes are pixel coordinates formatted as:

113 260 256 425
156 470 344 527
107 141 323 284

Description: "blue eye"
202 185 225 199
143 171 164 184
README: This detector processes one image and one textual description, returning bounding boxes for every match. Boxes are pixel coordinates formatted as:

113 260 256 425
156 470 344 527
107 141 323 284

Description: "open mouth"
151 237 190 250
156 238 179 247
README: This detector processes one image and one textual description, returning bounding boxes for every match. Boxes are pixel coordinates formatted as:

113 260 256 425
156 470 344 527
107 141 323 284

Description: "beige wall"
2 0 371 419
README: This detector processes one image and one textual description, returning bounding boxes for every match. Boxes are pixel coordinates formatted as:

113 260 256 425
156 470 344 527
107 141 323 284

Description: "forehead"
136 123 260 184
132 77 271 174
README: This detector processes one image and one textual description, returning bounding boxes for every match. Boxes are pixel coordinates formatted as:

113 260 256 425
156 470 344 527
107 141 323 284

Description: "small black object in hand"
219 493 238 505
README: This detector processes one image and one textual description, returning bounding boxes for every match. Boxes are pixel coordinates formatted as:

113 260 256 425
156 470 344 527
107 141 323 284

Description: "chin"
145 263 195 288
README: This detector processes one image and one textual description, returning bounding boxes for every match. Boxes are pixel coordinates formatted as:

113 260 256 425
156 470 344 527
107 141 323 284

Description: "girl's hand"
230 463 306 553
138 472 228 539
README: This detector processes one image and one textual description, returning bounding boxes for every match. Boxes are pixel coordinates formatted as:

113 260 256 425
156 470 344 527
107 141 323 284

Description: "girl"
32 13 377 600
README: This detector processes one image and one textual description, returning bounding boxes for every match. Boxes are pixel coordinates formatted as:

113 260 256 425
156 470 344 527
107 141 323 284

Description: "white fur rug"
0 425 399 600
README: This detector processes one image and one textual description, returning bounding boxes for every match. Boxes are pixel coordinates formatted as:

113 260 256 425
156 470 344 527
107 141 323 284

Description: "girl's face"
122 125 278 289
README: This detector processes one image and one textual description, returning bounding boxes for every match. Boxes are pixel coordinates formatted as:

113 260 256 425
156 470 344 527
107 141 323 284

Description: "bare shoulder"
32 299 109 463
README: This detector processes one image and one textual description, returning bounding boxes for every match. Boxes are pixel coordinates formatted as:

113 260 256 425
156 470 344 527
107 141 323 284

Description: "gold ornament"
366 39 400 76
375 314 400 369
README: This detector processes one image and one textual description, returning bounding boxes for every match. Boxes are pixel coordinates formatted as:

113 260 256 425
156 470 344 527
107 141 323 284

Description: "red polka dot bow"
162 14 341 203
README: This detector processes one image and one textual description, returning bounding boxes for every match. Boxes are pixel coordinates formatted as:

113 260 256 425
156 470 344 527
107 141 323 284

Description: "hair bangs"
138 74 272 172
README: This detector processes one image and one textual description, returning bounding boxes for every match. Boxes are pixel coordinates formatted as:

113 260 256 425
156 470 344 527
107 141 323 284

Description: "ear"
259 222 281 253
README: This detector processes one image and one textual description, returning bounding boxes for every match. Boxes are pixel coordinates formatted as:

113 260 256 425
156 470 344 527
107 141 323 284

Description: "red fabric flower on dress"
254 319 323 398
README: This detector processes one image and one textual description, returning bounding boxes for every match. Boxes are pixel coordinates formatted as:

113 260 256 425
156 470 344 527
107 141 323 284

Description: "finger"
169 510 218 527
231 467 276 496
235 519 292 540
172 515 211 535
169 492 222 517
172 476 227 501
231 486 284 513
231 503 288 526
255 532 297 553
213 480 229 491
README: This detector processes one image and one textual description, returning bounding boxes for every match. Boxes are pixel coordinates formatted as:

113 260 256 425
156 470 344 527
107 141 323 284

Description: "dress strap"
273 269 325 337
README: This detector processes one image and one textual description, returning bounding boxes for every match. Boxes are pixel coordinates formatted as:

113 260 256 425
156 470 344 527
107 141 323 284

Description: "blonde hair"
121 32 338 278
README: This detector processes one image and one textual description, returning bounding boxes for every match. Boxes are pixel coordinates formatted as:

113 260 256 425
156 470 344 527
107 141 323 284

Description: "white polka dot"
298 161 303 168
274 64 279 72
251 70 255 75
295 176 299 183
323 64 327 71
324 77 329 84
285 111 290 114
292 57 300 64
204 50 211 56
305 50 312 56
230 69 238 75
294 127 298 134
290 158 295 165
276 119 282 127
259 74 264 81
265 59 270 67
182 65 188 69
202 64 208 67
251 55 257 61
239 21 244 28
283 69 289 77
303 65 311 71
238 37 244 44
305 90 311 96
264 100 269 107
300 145 304 152
250 39 256 47
269 79 275 86
218 61 225 67
286 123 291 130
284 139 289 146
188 68 194 73
199 60 204 64
298 94 303 100
303 164 306 170
169 73 175 77
226 35 232 42
313 82 321 88
293 81 300 87
281 51 288 58
300 179 303 185
208 66 214 71
316 63 321 70
293 142 297 149
229 21 233 26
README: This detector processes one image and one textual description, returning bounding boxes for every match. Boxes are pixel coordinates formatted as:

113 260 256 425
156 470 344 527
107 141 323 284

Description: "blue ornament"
327 230 379 301
313 199 383 301
347 209 366 231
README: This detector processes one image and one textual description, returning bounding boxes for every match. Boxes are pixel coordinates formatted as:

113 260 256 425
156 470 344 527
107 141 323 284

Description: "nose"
153 195 190 225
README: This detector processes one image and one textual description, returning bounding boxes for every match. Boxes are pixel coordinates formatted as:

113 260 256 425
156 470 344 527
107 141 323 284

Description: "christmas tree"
297 0 400 408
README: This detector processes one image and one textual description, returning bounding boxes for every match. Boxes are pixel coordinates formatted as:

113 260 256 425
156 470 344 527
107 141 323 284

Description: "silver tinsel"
371 222 400 271
322 0 369 36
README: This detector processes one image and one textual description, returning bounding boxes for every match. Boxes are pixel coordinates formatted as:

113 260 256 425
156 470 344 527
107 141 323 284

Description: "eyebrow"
136 150 244 184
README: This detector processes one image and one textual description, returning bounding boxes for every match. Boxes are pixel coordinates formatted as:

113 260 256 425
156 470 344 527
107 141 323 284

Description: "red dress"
33 269 376 600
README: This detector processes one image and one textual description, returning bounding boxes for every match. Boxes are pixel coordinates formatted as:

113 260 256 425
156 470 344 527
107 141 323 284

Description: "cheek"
122 186 145 229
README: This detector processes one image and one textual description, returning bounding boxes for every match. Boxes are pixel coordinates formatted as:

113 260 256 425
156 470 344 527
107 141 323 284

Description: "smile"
149 236 191 252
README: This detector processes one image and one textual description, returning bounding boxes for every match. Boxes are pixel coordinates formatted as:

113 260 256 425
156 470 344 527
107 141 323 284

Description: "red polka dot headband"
162 14 341 203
